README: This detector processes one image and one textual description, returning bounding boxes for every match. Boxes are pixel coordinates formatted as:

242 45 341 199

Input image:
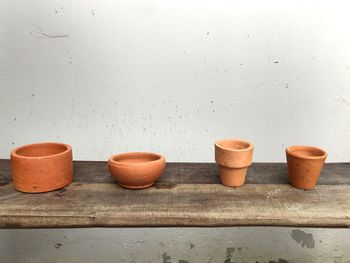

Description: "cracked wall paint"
33 24 70 39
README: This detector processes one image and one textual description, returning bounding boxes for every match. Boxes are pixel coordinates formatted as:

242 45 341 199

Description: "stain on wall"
290 229 315 248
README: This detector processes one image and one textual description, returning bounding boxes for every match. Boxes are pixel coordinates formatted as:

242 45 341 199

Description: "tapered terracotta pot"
215 139 254 187
108 152 166 189
286 145 327 190
11 142 73 193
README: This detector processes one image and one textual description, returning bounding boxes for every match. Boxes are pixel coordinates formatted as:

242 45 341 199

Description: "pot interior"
113 153 161 164
15 143 68 158
288 146 326 158
217 140 251 150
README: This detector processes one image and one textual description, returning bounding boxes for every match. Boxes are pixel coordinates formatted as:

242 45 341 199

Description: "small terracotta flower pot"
108 152 166 189
11 142 73 193
286 145 327 190
215 139 254 187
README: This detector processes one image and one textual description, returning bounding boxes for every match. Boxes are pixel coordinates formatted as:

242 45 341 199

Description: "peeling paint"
162 252 171 263
54 243 62 249
33 24 70 39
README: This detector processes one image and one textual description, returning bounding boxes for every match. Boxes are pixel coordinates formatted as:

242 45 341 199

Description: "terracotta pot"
11 142 73 193
215 139 254 187
108 152 166 189
286 145 327 190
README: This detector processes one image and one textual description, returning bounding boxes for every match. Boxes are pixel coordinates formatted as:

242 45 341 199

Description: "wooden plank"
0 183 350 228
1 159 350 185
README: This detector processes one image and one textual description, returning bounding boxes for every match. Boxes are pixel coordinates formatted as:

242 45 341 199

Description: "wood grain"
1 159 349 185
1 159 349 228
0 183 350 228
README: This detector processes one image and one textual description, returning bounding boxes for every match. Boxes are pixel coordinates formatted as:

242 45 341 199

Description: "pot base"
219 166 247 187
289 180 315 190
14 181 72 193
119 182 155 189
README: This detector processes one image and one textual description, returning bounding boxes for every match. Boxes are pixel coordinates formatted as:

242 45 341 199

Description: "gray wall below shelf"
0 227 349 263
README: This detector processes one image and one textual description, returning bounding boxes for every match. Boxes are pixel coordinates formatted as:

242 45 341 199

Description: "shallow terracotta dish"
286 145 327 190
108 152 166 189
11 142 73 193
215 139 254 187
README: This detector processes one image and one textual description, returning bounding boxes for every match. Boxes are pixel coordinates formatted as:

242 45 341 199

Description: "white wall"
1 0 350 162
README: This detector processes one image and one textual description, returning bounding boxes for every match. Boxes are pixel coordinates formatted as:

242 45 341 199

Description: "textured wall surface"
0 227 349 263
1 0 350 162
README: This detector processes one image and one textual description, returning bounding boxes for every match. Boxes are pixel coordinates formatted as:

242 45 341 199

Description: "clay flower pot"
215 139 254 187
286 145 327 190
108 152 166 189
11 142 73 193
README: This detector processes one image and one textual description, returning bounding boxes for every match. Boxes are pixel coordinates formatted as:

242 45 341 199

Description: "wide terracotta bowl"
11 142 73 193
108 152 166 189
286 145 327 190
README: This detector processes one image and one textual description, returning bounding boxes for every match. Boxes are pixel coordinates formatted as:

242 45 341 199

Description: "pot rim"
215 139 254 152
108 152 165 166
286 145 327 160
11 142 72 160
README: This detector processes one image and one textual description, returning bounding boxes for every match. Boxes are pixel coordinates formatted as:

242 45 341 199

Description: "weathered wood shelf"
0 159 349 228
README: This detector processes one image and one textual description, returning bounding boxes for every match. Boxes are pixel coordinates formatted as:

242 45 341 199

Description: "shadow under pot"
286 145 327 190
11 142 73 193
215 139 254 187
108 152 166 189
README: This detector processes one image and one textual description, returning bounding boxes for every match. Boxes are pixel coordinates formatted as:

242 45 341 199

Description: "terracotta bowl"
108 152 166 189
286 145 327 190
10 142 73 193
